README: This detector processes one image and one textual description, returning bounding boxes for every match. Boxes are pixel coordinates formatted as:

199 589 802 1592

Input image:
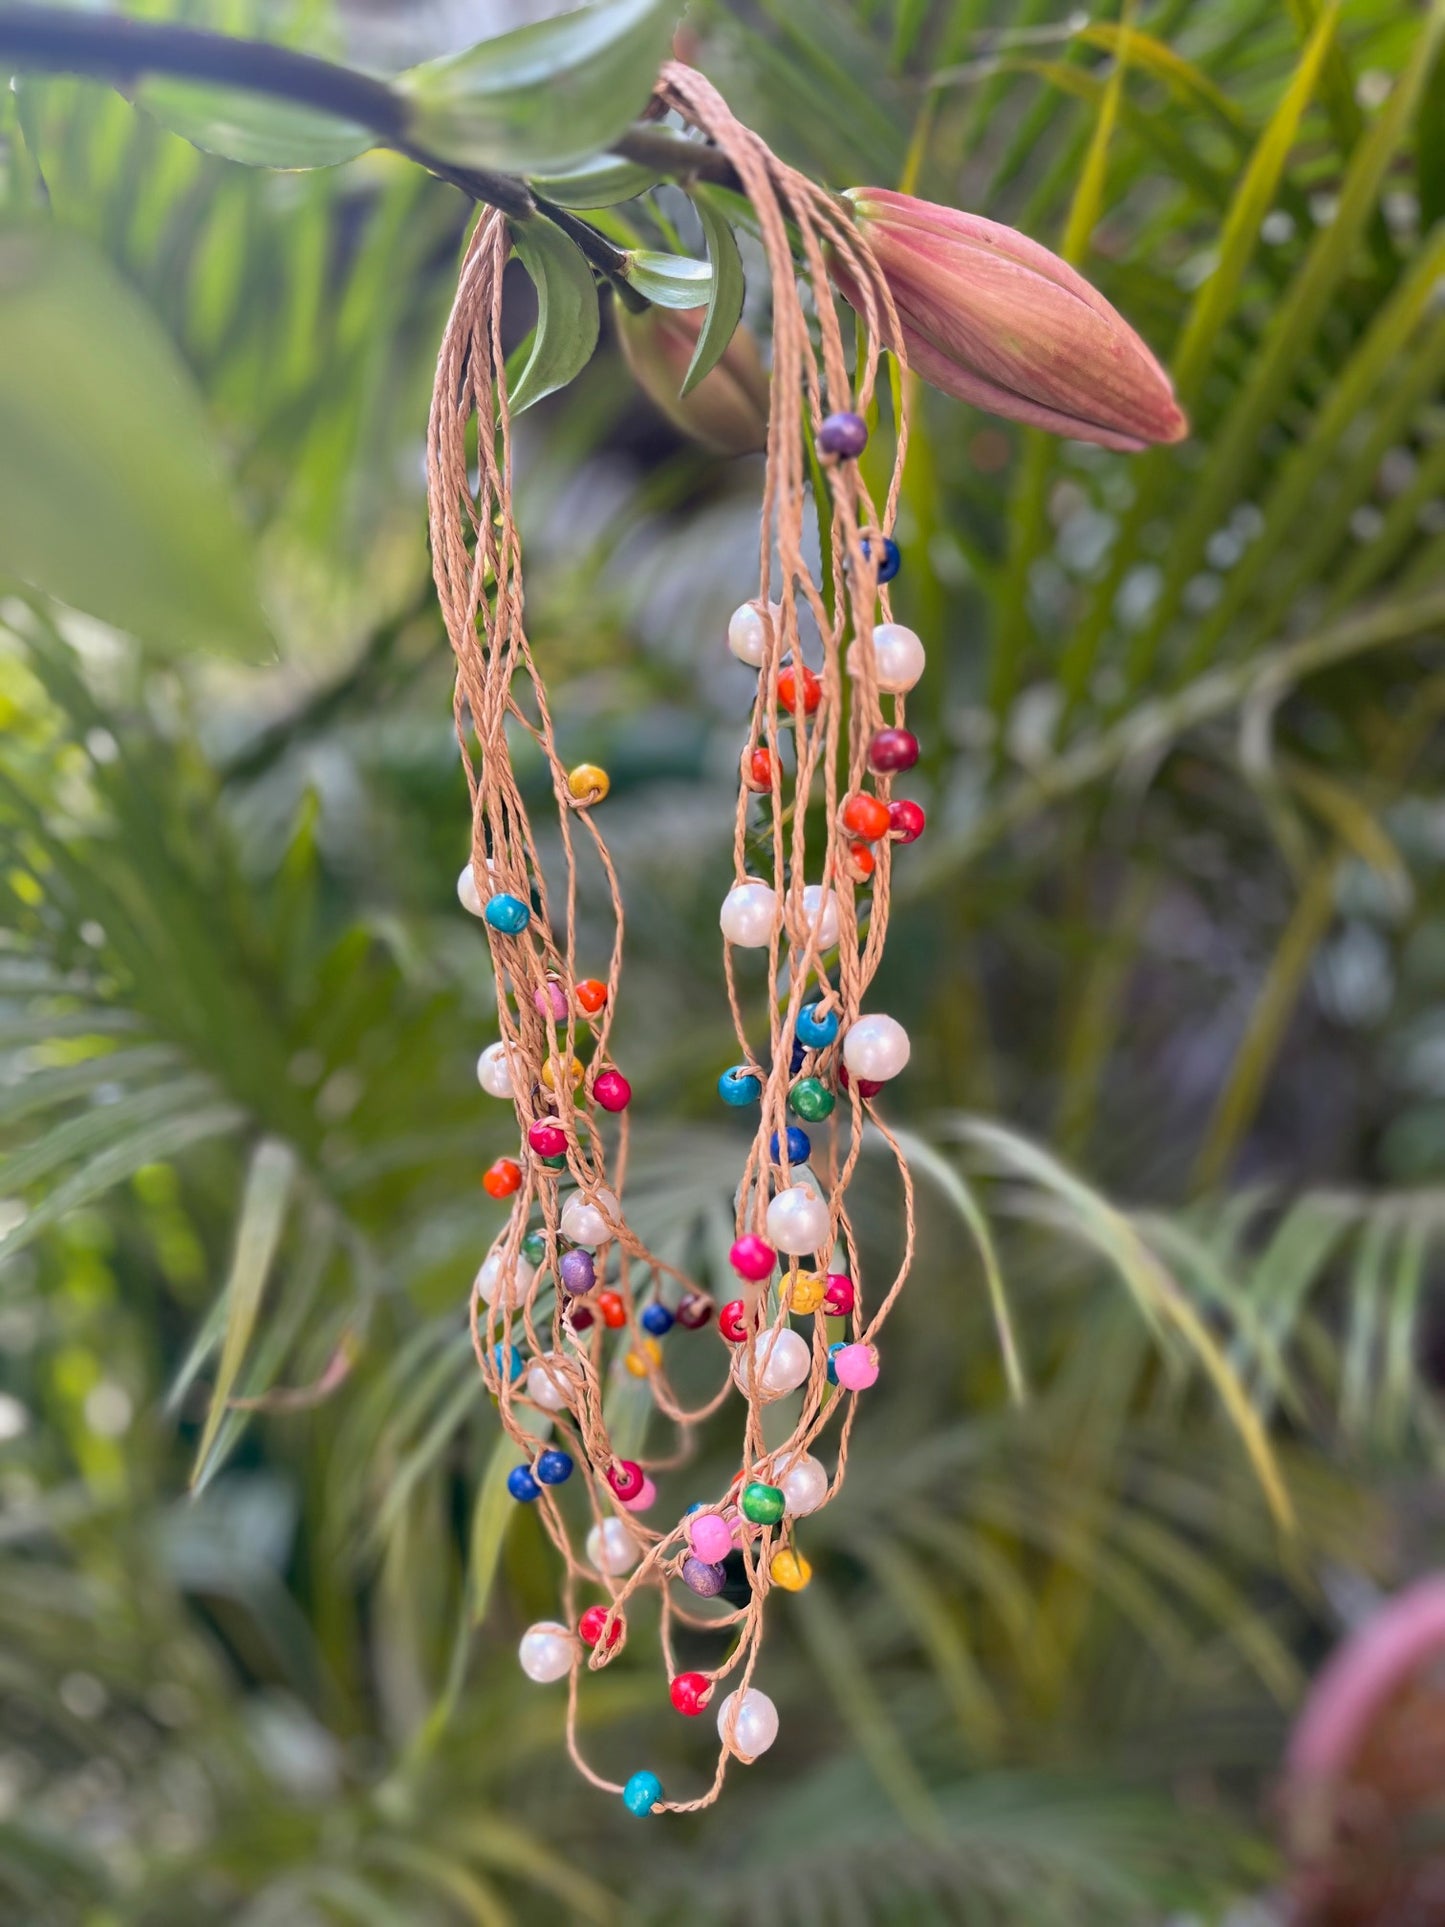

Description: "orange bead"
597 1289 627 1329
849 840 876 878
743 746 775 792
841 792 891 841
777 664 821 716
576 979 608 1015
482 1158 522 1199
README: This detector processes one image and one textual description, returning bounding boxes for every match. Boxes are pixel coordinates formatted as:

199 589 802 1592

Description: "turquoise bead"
719 1065 762 1106
484 892 531 934
622 1770 663 1816
796 1003 840 1049
827 1340 845 1385
493 1343 523 1383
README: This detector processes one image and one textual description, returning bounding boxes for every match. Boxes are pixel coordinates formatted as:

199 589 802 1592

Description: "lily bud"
836 188 1186 452
616 302 769 456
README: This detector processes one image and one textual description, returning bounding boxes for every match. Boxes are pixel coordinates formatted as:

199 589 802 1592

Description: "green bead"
540 1152 568 1169
788 1077 835 1122
740 1480 785 1526
521 1230 546 1265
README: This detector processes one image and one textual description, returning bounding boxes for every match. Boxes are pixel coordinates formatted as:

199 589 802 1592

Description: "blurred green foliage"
2 1 1445 1920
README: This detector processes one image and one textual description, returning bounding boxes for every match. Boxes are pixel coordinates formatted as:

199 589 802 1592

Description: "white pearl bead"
457 863 484 916
476 1250 536 1310
778 1451 829 1516
526 1351 575 1412
716 1686 779 1762
519 1621 574 1683
848 621 926 694
719 879 778 948
766 1184 831 1256
799 884 840 951
841 1013 911 1082
727 601 774 667
476 1041 517 1099
732 1326 812 1400
559 1186 620 1249
586 1517 639 1576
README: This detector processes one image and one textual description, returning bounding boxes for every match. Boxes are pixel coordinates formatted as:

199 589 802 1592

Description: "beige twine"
426 61 915 1812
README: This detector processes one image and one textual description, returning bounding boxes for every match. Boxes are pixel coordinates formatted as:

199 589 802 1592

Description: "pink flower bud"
616 302 769 456
835 188 1187 452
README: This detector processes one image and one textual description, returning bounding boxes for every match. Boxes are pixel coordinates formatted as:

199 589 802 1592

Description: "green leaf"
468 1407 550 1624
0 228 271 659
529 153 662 207
618 247 712 309
507 217 600 413
399 0 678 176
135 78 374 169
191 1138 297 1492
680 192 746 397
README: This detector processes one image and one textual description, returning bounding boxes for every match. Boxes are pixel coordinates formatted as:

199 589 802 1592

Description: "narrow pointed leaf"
507 217 600 413
530 153 661 207
619 247 713 309
681 191 746 396
136 78 373 168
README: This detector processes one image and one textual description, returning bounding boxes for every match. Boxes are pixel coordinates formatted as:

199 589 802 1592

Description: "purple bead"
819 411 868 458
681 1556 727 1598
558 1247 595 1296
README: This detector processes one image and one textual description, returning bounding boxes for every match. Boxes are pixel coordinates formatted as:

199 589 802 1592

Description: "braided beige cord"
426 64 916 1812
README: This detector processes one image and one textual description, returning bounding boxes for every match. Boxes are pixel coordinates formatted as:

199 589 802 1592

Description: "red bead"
597 1290 627 1329
579 1604 623 1651
527 1120 567 1158
848 840 876 879
675 1290 714 1329
719 1299 749 1343
868 726 919 774
823 1273 855 1316
482 1158 522 1198
888 798 926 844
576 979 608 1014
841 792 891 841
839 1063 884 1099
729 1234 775 1282
670 1671 712 1716
607 1459 644 1500
777 664 821 716
593 1068 632 1113
569 1304 595 1332
744 746 775 792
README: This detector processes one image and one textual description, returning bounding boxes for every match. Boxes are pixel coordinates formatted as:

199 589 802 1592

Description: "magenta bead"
534 981 568 1021
529 1119 567 1158
689 1513 732 1564
730 1234 776 1282
621 1475 658 1513
593 1069 632 1113
823 1273 855 1316
833 1341 879 1390
868 727 920 774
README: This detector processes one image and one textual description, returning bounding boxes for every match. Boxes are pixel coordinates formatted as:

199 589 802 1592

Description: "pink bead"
730 1234 776 1282
533 980 568 1021
528 1119 567 1157
621 1475 658 1513
593 1069 632 1113
823 1273 855 1316
689 1513 732 1563
833 1342 879 1390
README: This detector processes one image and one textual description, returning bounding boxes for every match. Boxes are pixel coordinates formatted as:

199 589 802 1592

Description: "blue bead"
718 1064 762 1106
534 1448 573 1485
769 1126 812 1164
789 1039 807 1073
640 1301 675 1336
796 1003 840 1049
826 1340 847 1386
862 536 901 584
507 1464 541 1503
622 1770 663 1817
484 892 531 934
492 1343 523 1383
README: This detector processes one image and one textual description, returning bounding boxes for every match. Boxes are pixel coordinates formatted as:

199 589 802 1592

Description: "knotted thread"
426 61 916 1811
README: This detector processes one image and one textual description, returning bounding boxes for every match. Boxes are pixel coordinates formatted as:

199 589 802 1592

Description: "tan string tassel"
426 61 916 1814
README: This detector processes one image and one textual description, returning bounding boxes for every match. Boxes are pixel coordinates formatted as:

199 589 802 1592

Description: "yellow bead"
625 1338 662 1378
788 1271 826 1315
541 1054 585 1092
568 763 610 805
770 1548 812 1592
